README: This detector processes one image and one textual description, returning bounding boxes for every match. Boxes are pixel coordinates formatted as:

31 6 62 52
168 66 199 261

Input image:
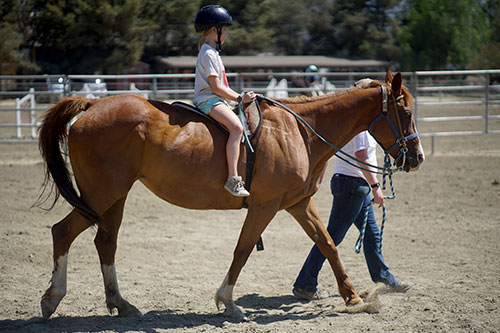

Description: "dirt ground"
0 133 499 333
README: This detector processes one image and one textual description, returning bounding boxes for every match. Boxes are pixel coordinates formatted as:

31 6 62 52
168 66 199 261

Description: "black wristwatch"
237 91 246 103
370 182 380 189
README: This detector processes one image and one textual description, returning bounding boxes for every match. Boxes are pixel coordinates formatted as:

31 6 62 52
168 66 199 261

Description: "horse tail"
36 96 104 225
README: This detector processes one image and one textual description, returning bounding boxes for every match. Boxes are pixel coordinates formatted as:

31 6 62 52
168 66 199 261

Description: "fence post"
15 97 21 139
485 72 489 134
413 72 419 124
29 88 36 138
238 73 244 92
431 135 435 155
63 75 69 97
15 88 36 139
153 77 158 100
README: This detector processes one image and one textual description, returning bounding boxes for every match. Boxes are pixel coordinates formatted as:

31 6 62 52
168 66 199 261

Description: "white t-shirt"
193 43 229 105
333 131 377 180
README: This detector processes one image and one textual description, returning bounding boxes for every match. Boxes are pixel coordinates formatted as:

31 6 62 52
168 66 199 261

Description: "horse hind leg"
94 197 140 317
41 209 93 319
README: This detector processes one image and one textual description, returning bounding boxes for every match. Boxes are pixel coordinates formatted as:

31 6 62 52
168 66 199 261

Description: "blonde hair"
198 29 212 51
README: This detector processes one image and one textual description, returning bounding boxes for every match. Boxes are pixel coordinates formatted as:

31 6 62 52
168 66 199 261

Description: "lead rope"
355 155 396 254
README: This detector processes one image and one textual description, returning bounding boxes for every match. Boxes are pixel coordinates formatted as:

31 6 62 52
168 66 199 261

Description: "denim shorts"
196 97 227 115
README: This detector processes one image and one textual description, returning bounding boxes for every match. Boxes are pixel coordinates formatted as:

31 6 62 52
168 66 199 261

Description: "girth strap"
236 98 264 251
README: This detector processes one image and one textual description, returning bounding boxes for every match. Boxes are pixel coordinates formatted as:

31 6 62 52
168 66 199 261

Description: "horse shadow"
0 294 339 332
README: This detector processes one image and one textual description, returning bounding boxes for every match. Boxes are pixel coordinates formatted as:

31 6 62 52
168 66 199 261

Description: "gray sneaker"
292 287 329 301
388 280 413 293
224 176 250 197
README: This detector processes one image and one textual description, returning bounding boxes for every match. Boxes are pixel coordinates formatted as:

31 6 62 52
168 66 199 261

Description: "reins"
258 84 412 176
355 169 396 254
259 96 390 175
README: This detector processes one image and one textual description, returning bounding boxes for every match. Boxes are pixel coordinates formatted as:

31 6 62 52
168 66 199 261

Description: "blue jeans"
294 174 397 292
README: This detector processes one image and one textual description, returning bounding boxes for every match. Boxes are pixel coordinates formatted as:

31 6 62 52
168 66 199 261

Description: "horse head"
357 69 425 172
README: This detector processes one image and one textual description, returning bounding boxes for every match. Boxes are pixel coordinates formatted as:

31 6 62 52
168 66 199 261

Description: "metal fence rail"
1 70 499 146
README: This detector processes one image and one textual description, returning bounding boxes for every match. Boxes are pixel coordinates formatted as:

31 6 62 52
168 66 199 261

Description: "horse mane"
353 78 414 106
276 78 413 107
276 86 358 105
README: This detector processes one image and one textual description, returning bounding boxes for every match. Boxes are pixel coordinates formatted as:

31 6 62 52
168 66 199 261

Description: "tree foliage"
397 0 492 70
470 0 500 69
30 0 153 74
0 0 38 74
0 0 498 73
327 0 401 61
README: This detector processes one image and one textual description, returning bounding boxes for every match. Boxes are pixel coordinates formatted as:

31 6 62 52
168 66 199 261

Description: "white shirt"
193 43 229 105
333 131 377 180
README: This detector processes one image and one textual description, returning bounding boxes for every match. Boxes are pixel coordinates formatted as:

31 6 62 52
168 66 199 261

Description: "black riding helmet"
195 5 233 51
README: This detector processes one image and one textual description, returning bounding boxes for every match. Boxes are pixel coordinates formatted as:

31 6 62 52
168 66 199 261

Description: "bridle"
368 84 419 172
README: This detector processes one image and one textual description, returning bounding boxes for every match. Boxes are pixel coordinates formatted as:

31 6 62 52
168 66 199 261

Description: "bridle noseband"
368 85 419 170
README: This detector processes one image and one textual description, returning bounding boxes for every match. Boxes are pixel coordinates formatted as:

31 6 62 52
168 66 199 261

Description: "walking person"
193 5 257 197
293 131 412 300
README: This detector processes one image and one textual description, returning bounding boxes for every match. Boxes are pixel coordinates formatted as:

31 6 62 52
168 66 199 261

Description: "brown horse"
38 69 424 320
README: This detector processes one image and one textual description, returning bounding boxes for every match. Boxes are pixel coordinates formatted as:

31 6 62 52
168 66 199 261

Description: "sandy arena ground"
0 132 499 332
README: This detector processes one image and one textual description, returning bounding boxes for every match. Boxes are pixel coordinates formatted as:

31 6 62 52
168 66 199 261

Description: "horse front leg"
286 197 362 306
41 209 93 319
215 201 280 320
94 197 140 317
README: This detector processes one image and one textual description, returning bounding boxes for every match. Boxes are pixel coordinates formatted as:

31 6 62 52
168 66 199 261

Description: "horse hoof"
223 307 248 322
41 296 62 320
108 299 142 317
41 300 55 320
118 304 142 317
338 290 381 314
346 295 363 306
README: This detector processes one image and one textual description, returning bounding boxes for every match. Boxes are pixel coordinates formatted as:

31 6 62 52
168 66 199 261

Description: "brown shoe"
292 287 328 301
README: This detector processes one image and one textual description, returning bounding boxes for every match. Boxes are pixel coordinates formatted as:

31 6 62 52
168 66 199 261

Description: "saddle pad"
244 101 261 136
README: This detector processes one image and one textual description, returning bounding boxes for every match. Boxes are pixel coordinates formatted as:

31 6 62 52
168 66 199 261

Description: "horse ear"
385 68 393 84
392 72 402 93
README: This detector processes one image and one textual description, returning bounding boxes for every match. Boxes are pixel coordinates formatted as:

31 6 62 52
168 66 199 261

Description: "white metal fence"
1 70 499 149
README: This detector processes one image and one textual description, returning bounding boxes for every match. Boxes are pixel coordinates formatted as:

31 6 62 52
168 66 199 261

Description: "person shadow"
0 294 339 332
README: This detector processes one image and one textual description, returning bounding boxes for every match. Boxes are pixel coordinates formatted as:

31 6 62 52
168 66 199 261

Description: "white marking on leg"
102 264 121 299
52 253 68 297
215 273 246 320
101 263 140 316
41 253 68 318
219 274 234 302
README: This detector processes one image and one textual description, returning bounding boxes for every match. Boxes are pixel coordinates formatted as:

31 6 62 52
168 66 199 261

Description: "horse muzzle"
398 150 424 172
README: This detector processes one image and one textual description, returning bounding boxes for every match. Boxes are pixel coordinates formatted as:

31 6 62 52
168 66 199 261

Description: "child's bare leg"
210 104 243 177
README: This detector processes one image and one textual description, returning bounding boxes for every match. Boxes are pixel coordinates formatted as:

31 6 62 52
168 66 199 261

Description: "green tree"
397 0 491 70
259 0 312 55
214 0 274 55
30 0 153 74
141 0 275 57
141 0 200 58
481 0 500 42
327 0 401 60
470 0 500 69
0 0 37 74
302 0 335 55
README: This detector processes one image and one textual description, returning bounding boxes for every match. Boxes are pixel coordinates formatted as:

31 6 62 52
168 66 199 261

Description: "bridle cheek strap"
368 85 419 167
